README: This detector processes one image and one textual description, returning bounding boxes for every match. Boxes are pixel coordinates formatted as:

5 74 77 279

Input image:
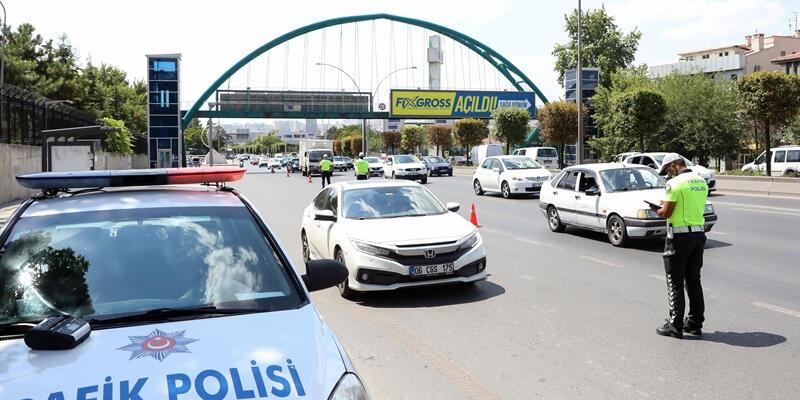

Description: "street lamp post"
576 0 584 165
373 66 417 109
207 102 216 167
316 63 368 154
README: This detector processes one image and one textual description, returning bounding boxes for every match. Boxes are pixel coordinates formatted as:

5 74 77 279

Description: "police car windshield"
0 206 303 328
343 186 446 219
600 168 666 193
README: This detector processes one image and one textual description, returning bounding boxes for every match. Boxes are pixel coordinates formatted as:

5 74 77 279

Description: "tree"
738 71 800 175
612 90 667 153
491 107 531 153
350 136 363 156
552 6 642 89
426 125 453 156
453 119 489 160
383 131 402 154
333 139 344 155
401 125 426 153
538 101 584 167
100 117 133 155
183 119 206 154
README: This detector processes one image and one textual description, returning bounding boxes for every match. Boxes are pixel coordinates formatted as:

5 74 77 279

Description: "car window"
502 157 542 169
557 171 578 190
551 170 567 186
774 151 786 163
0 206 303 326
395 155 419 163
342 186 446 220
787 150 800 162
640 156 655 167
328 189 339 213
481 159 492 169
516 149 525 156
578 172 599 192
537 148 557 158
600 168 666 193
365 157 380 163
314 188 331 210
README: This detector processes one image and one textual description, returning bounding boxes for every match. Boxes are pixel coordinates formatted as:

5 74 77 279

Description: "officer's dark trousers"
663 232 706 329
321 171 332 188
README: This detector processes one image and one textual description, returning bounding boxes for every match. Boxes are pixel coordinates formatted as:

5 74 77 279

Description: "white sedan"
539 164 718 247
300 180 487 298
621 152 716 192
473 156 552 198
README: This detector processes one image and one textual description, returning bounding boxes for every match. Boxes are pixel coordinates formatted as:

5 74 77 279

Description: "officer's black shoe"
682 319 702 336
656 321 683 339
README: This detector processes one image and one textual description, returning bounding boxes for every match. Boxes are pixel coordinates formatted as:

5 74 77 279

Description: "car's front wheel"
501 181 512 199
421 176 428 184
547 206 566 232
473 179 484 195
607 215 630 247
335 249 358 299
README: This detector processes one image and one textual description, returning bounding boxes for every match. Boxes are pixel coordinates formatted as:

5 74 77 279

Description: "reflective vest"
664 170 708 227
355 159 369 175
320 159 332 172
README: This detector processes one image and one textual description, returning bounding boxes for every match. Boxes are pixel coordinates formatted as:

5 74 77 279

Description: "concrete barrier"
714 175 800 197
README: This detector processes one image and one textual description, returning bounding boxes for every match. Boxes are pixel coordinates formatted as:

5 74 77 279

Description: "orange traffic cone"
307 173 312 184
469 203 481 227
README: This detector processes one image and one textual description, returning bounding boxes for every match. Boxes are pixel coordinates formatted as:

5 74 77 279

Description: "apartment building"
650 31 800 79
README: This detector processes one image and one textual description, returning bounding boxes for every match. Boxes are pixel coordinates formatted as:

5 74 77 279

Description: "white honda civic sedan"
300 180 487 298
539 164 718 247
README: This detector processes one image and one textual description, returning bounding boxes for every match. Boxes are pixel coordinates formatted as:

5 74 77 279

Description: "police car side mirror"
446 202 460 212
585 188 601 196
314 210 337 222
302 259 348 292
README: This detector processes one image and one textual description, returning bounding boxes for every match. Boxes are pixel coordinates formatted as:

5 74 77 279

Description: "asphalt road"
232 166 800 400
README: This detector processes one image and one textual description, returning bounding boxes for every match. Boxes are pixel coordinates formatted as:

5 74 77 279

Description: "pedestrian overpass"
179 13 549 146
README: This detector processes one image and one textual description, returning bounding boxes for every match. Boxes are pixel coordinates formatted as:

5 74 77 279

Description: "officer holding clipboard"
648 153 709 339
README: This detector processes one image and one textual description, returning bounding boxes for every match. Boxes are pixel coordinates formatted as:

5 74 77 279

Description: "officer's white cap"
659 153 683 174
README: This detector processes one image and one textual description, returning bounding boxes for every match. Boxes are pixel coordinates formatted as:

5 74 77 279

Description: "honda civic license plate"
409 263 455 276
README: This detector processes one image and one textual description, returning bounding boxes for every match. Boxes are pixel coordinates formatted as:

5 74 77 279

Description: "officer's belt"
672 225 704 234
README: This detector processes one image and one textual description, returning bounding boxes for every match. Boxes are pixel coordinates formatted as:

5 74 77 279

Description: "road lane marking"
480 227 564 250
316 296 502 399
579 255 623 268
708 231 729 235
752 301 800 319
731 207 800 217
648 274 665 281
713 201 800 212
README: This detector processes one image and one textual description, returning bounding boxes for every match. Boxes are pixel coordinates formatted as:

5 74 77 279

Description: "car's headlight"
458 231 479 250
636 209 660 219
511 177 523 181
709 172 716 180
329 373 369 400
352 240 391 256
704 204 714 214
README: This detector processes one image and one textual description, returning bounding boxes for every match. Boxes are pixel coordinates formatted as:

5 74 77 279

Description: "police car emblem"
117 329 198 361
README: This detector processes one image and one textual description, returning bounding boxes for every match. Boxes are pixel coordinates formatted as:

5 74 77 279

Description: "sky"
6 0 799 118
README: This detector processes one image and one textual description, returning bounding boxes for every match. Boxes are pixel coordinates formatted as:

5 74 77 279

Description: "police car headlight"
352 240 391 256
637 209 660 219
458 231 479 250
329 373 370 400
704 204 714 214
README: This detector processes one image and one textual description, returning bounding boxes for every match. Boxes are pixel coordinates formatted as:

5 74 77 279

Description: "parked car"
621 152 716 192
448 156 472 166
539 164 718 247
383 154 428 183
333 156 348 171
473 156 552 198
742 145 800 176
343 156 354 170
511 147 559 169
422 156 453 176
300 180 486 298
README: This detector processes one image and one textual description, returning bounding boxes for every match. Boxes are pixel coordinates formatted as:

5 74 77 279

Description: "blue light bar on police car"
15 167 246 190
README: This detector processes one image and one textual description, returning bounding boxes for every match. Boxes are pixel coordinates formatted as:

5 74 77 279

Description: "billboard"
390 89 536 119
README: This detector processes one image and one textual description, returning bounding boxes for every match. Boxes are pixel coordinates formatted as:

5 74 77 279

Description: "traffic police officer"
653 153 708 339
320 154 333 188
354 152 369 180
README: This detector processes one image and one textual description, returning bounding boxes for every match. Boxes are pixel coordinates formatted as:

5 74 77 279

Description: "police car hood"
343 212 474 245
0 305 347 400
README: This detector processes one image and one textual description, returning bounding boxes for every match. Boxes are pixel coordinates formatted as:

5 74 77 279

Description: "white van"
470 144 504 166
742 145 800 176
512 147 559 169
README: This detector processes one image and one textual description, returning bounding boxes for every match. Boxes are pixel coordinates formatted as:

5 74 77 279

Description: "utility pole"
207 102 215 167
576 0 584 165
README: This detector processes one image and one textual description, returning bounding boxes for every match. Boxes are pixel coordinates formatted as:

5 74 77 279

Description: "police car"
539 164 718 247
0 168 369 399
